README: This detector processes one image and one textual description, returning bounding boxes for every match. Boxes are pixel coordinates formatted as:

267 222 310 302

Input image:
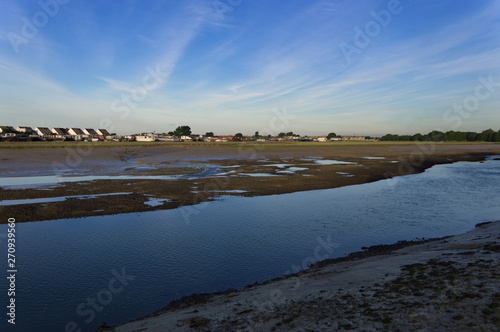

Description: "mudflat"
1 142 499 223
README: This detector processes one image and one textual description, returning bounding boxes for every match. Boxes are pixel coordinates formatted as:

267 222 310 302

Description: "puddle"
0 165 222 188
144 197 172 207
277 167 309 174
0 193 132 206
214 170 237 176
360 156 386 160
313 160 357 165
299 157 324 161
261 164 294 168
237 173 278 177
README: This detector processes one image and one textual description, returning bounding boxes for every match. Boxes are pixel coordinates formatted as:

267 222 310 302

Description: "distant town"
0 125 371 142
1 125 498 143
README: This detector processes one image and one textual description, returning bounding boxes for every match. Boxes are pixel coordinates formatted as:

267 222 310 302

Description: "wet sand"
1 142 499 223
108 221 500 331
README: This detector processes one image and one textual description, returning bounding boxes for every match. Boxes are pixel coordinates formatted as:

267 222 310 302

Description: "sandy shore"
1 142 500 223
108 221 500 331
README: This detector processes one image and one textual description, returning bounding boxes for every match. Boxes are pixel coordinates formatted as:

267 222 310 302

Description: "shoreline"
108 221 500 331
1 143 500 223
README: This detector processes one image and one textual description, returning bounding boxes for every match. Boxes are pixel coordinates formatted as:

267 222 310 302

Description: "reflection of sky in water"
314 159 357 165
0 192 131 206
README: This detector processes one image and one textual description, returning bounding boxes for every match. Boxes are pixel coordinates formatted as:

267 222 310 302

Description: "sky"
0 0 499 136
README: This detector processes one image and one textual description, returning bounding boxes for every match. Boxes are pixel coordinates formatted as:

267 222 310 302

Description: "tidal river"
1 158 499 332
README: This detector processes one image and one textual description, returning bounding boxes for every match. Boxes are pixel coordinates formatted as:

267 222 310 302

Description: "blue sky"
1 0 499 136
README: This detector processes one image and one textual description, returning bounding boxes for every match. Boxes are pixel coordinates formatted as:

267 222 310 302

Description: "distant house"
180 135 193 141
135 134 156 142
16 126 33 133
317 136 328 142
218 136 234 141
34 127 53 136
51 128 69 136
341 136 365 141
96 129 110 136
0 126 15 133
83 128 98 136
330 137 342 141
157 135 180 142
68 128 84 136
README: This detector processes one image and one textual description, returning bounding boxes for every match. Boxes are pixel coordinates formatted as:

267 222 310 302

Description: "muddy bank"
1 143 499 223
107 221 500 331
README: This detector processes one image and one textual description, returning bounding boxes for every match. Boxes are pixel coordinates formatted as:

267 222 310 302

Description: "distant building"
0 126 15 133
96 129 110 136
83 128 98 136
317 136 328 142
341 136 365 141
68 128 84 136
16 126 33 133
34 127 53 136
51 128 69 136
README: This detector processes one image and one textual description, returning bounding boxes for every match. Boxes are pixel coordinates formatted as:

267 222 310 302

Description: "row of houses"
0 126 114 141
1 125 370 142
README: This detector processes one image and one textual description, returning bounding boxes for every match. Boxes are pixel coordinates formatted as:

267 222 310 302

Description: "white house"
83 128 98 136
34 127 53 136
317 136 328 142
96 129 110 136
68 128 84 136
16 126 33 133
51 128 69 136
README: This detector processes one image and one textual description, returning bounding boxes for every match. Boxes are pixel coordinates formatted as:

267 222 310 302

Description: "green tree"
254 131 260 139
285 131 294 137
205 132 214 137
478 129 496 142
327 132 337 140
234 133 243 138
278 132 286 137
173 125 191 137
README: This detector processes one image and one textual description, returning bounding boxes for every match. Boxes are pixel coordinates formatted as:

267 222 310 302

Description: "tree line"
380 129 500 142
